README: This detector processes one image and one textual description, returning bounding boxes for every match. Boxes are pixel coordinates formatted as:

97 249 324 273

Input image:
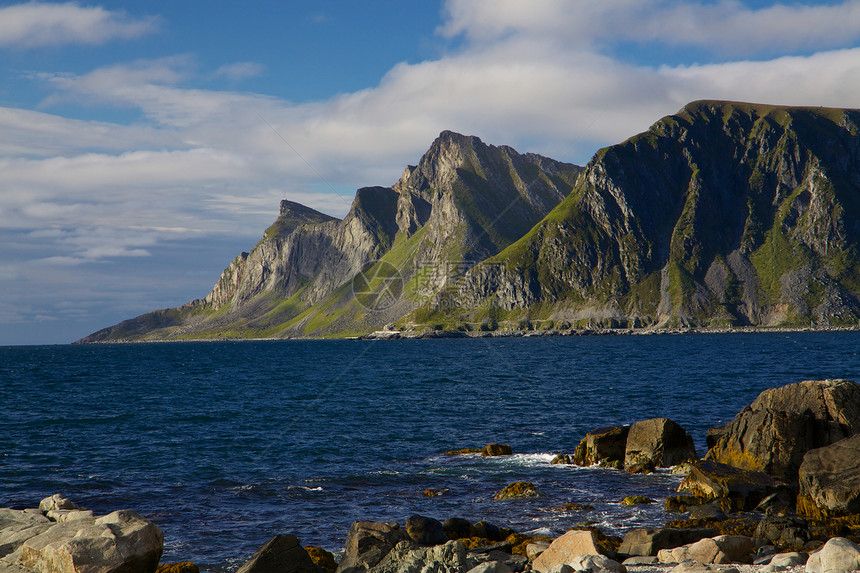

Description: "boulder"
706 379 860 484
304 547 336 572
620 496 653 506
371 540 468 573
532 530 604 573
669 563 739 573
658 536 755 565
797 434 860 519
482 444 512 457
624 419 697 470
19 509 163 573
677 460 782 511
336 521 409 573
405 515 447 546
526 541 551 560
442 519 472 541
235 535 316 573
565 555 625 573
38 495 79 513
45 511 95 523
573 426 629 468
493 482 539 500
618 528 718 557
760 552 807 573
470 522 504 542
467 562 512 573
805 537 860 573
754 516 809 549
551 455 572 465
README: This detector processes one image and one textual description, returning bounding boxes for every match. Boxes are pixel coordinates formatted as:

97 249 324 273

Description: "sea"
1 333 858 571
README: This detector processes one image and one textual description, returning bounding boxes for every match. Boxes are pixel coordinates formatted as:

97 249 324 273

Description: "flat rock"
533 530 604 573
235 534 316 573
805 537 860 573
0 510 53 558
19 509 163 573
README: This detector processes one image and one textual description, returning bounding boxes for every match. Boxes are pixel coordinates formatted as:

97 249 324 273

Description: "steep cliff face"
78 131 578 342
428 101 860 329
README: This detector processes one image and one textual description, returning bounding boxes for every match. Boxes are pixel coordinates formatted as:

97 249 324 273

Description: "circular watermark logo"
351 260 404 311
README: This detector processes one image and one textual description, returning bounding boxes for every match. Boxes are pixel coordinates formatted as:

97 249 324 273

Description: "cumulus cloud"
0 1 158 48
212 62 266 82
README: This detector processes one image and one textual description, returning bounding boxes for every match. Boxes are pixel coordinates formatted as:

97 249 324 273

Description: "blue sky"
2 0 860 345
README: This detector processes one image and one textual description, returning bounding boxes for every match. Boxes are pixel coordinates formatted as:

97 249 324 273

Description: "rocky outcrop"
336 522 410 573
573 426 628 468
368 540 468 573
706 379 860 484
493 483 539 501
797 434 860 518
624 418 697 472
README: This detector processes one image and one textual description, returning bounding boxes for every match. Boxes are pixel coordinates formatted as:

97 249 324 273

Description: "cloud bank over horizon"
2 0 860 344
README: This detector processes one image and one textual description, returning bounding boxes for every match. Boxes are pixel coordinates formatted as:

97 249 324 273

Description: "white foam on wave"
287 485 324 492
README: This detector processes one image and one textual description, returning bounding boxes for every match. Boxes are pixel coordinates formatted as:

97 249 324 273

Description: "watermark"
351 260 404 311
353 259 507 312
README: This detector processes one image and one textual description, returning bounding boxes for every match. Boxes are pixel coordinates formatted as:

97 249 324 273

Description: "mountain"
78 131 581 342
411 101 860 330
78 101 860 343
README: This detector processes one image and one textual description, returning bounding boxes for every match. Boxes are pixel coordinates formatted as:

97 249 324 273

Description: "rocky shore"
4 379 860 573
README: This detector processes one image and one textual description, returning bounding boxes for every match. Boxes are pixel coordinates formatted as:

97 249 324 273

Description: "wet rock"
624 418 697 470
805 537 860 573
620 496 653 506
573 426 629 468
482 444 512 457
797 434 860 519
706 379 860 485
551 455 573 465
19 509 163 573
677 460 782 511
405 515 447 546
493 482 539 500
304 547 336 572
155 563 199 573
618 528 718 557
336 521 409 573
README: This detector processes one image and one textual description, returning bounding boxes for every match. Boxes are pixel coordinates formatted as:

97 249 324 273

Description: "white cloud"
440 0 860 57
212 62 266 82
0 1 158 49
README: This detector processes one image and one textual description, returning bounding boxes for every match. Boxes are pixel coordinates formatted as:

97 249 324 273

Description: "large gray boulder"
624 418 697 471
618 528 718 557
706 379 860 484
658 536 755 565
797 434 860 519
235 535 316 573
336 522 410 573
805 537 860 573
369 540 468 573
573 426 629 468
19 509 163 573
532 531 605 573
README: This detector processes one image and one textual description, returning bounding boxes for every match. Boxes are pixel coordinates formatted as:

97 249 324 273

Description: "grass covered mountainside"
78 101 860 342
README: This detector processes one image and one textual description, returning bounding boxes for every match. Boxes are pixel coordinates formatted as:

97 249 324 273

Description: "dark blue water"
1 334 858 571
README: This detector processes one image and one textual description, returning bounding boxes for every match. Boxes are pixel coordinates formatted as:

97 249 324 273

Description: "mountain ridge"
77 101 860 343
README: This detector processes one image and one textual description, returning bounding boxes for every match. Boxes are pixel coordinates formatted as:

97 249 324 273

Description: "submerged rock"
493 482 539 500
482 444 513 457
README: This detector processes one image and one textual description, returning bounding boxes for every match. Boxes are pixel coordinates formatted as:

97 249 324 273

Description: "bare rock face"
676 460 782 511
335 522 409 573
573 426 629 468
234 535 316 573
797 434 860 518
706 379 860 484
624 418 697 471
19 510 163 573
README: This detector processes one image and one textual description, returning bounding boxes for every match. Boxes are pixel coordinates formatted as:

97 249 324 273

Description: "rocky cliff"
78 102 860 342
78 131 580 342
411 101 860 330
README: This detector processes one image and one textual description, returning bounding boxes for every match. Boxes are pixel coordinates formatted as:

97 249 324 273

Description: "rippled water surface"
1 334 858 571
